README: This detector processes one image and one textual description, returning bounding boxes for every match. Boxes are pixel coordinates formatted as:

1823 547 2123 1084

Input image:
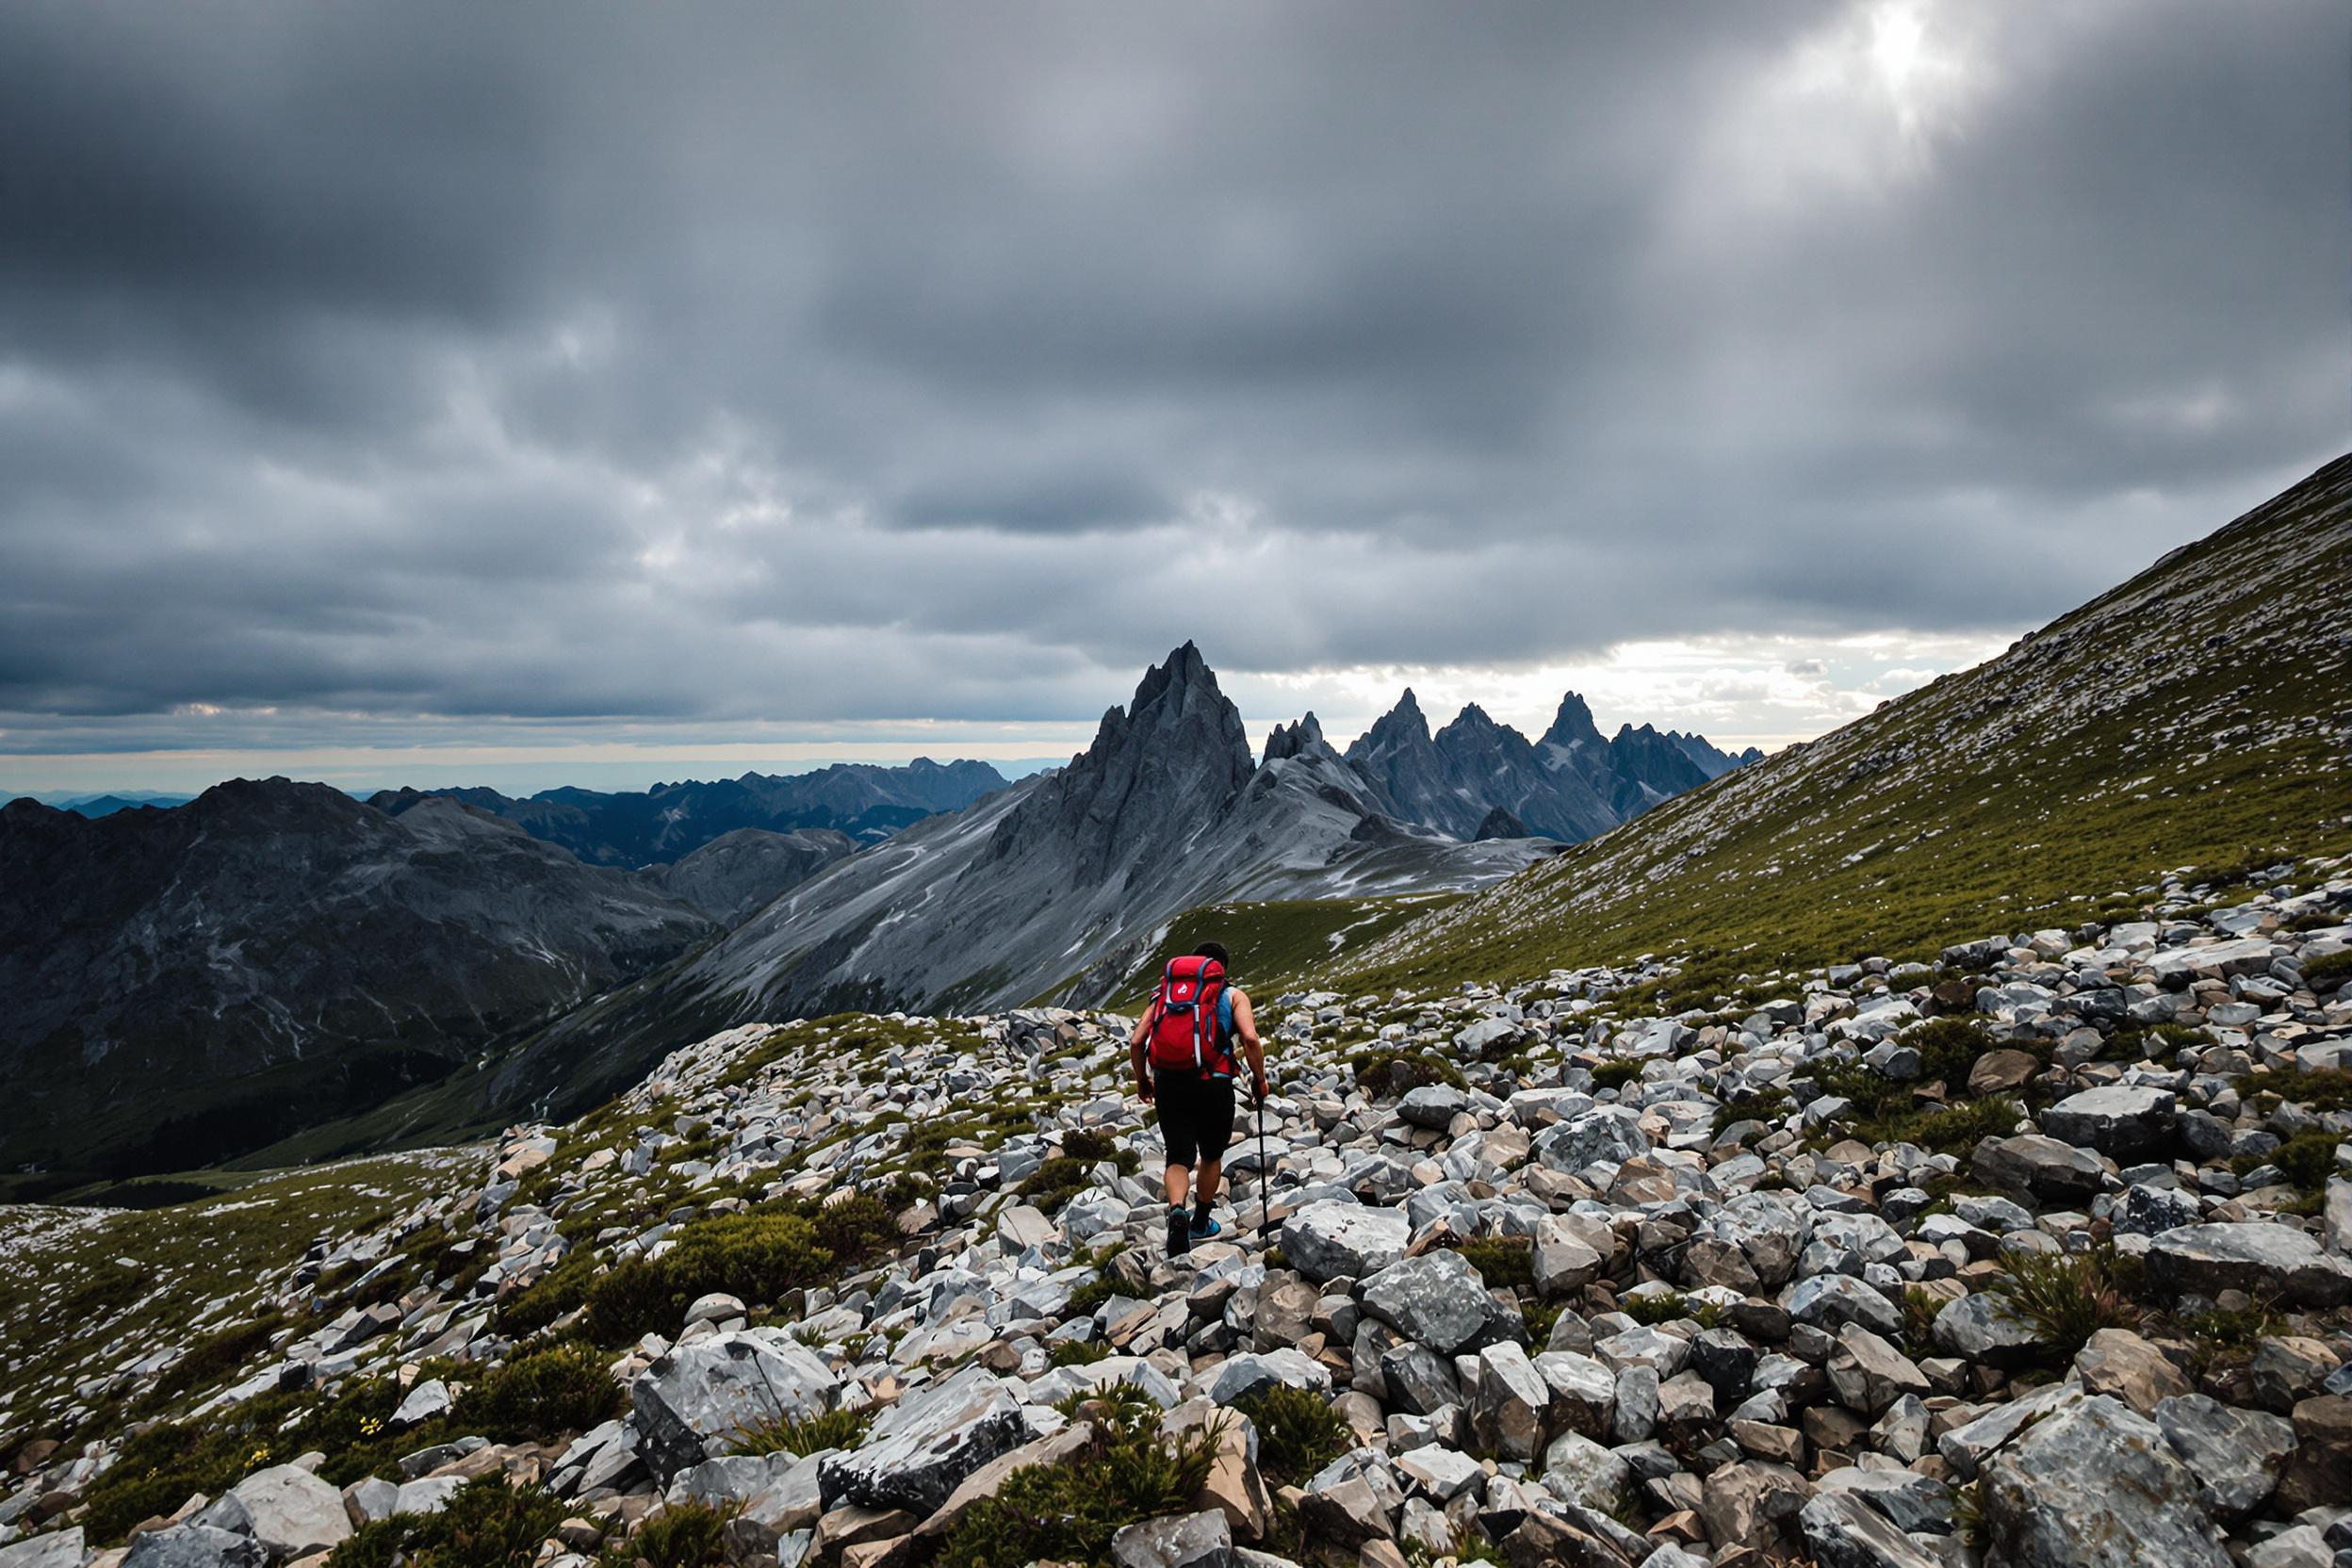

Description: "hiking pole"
1254 1075 1271 1235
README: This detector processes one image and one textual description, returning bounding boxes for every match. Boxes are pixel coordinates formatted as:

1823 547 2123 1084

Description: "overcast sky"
2 1 2344 796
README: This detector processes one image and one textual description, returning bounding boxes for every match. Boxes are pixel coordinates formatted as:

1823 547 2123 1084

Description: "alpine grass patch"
937 1392 1219 1568
1986 1245 2139 1359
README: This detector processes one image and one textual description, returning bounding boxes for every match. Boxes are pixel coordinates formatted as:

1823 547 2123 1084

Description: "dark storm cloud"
0 0 2343 753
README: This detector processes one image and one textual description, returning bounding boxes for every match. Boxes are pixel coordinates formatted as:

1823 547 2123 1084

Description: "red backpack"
1146 955 1234 1076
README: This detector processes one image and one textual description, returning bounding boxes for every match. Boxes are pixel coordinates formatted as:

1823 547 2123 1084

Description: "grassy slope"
1343 454 2352 999
1094 892 1465 1011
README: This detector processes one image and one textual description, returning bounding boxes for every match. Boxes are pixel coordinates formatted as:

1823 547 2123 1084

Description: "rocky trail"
3 858 2350 1568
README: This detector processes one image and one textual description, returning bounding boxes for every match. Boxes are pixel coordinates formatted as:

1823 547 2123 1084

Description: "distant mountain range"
3 666 1753 1188
368 757 1010 865
1340 689 1759 843
45 792 198 817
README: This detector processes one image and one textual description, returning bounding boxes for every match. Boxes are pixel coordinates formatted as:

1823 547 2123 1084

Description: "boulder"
1972 1135 2107 1202
1109 1508 1234 1568
120 1527 269 1568
1930 1291 2041 1367
1396 1086 1469 1129
1279 1202 1411 1283
1200 1348 1331 1405
1467 1341 1548 1462
1968 1049 2040 1097
2072 1329 2191 1414
227 1463 353 1557
1782 1272 1903 1338
390 1378 453 1428
2040 1086 2176 1161
1797 1491 1942 1568
1531 1106 1651 1176
1980 1396 2228 1568
1360 1250 1493 1354
633 1331 841 1482
2275 1395 2352 1516
1824 1326 1928 1416
2144 1222 2352 1309
1530 1217 1603 1296
818 1365 1028 1516
1538 1430 1631 1514
2151 1394 2295 1522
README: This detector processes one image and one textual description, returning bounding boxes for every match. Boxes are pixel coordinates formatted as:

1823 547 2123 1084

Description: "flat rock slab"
1110 1508 1234 1568
633 1331 841 1482
1981 1395 2229 1568
1279 1200 1410 1283
120 1526 268 1568
0 1531 85 1568
2145 1222 2352 1309
819 1365 1028 1516
227 1463 353 1557
2040 1086 2176 1161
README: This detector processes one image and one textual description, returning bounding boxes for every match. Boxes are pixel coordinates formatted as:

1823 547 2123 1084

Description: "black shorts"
1155 1070 1236 1168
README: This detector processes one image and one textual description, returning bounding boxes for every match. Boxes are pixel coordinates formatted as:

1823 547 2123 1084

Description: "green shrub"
1233 1384 1348 1487
2242 1068 2352 1114
1887 1097 2024 1154
1448 1237 1534 1292
2266 1132 2344 1193
456 1344 622 1444
324 1477 564 1568
1988 1245 2138 1359
495 1249 597 1336
1063 1128 1119 1163
1589 1060 1643 1092
732 1408 871 1456
1349 1050 1466 1099
1019 1157 1092 1215
598 1500 733 1568
580 1196 899 1346
2300 950 2352 990
936 1397 1218 1568
1620 1292 1690 1326
1899 1017 1998 1086
1049 1339 1112 1367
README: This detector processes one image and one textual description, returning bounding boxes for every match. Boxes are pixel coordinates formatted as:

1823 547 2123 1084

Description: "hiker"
1131 941 1268 1256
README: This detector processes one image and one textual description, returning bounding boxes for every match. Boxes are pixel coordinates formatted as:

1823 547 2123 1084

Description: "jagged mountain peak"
1263 710 1333 765
1542 691 1604 750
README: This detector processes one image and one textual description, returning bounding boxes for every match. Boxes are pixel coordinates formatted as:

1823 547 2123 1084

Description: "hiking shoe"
1166 1206 1191 1257
1189 1213 1222 1240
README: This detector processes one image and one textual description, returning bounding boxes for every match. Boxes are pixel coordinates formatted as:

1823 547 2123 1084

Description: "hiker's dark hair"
1195 941 1230 969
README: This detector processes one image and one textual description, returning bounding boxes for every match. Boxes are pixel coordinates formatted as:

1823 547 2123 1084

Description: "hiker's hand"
1252 1070 1268 1102
1136 1071 1154 1102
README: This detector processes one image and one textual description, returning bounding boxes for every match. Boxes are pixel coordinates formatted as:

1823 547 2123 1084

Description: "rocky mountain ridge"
2 853 2347 1568
1337 690 1756 848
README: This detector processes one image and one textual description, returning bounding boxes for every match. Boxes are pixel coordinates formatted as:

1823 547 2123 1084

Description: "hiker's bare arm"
1233 990 1268 1094
1130 1011 1153 1098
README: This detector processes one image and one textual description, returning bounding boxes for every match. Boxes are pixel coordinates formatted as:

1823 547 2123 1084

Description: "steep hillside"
368 757 1007 865
1348 454 2352 998
0 781 718 1192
